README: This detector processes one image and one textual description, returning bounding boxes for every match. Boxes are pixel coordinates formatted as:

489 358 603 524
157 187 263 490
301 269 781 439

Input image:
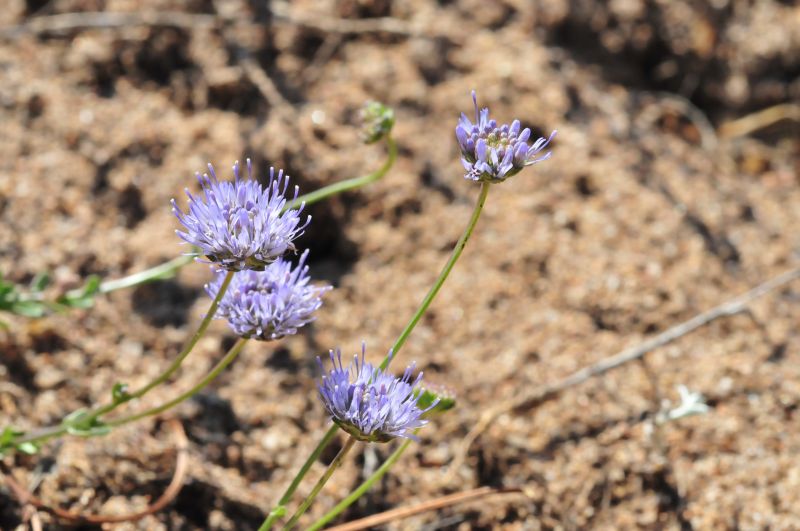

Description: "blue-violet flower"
317 345 437 442
206 250 330 340
456 91 556 182
172 159 309 271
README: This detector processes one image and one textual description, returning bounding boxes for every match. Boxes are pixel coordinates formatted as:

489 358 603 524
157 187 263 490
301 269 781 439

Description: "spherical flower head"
172 159 310 271
206 249 330 340
317 345 438 443
455 90 556 183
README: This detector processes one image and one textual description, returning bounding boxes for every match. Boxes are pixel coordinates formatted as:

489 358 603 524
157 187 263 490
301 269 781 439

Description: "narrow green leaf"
0 283 15 298
10 301 46 318
0 426 23 446
416 385 457 417
81 275 102 296
64 296 95 309
62 408 89 426
66 424 111 438
30 272 51 292
16 442 40 455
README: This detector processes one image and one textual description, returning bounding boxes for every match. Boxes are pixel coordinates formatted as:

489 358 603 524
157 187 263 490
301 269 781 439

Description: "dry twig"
327 486 527 531
20 504 43 531
205 0 294 118
1 419 189 525
269 1 421 37
449 266 800 477
234 49 294 116
636 92 718 151
0 12 218 39
719 104 800 139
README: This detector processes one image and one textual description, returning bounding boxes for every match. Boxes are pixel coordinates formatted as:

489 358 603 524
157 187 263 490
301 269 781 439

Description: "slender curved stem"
93 270 235 417
285 137 397 211
79 137 397 299
278 437 358 531
261 182 491 528
259 424 339 530
380 181 490 369
308 437 414 531
295 183 492 523
14 271 235 448
107 337 248 427
4 139 398 450
92 254 196 295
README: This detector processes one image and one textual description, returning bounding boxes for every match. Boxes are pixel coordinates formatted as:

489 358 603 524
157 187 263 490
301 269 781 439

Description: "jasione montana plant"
0 95 555 529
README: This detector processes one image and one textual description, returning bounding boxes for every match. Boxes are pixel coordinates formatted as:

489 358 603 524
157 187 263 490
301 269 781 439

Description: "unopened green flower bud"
360 101 395 144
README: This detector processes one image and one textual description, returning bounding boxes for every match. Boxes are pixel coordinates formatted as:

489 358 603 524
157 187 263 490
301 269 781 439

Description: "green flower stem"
90 269 235 418
301 181 492 522
106 337 249 428
301 181 492 525
80 136 397 299
259 424 339 530
380 181 490 370
261 182 491 529
5 138 399 450
278 436 358 531
92 253 196 295
284 137 397 211
14 270 235 449
308 436 414 531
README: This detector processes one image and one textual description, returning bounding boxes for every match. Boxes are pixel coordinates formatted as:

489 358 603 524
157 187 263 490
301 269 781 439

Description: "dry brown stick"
718 103 800 139
204 0 293 117
301 33 344 86
449 266 800 477
236 50 294 116
21 504 43 531
0 11 219 39
269 1 422 37
1 419 189 525
636 92 718 151
326 486 526 531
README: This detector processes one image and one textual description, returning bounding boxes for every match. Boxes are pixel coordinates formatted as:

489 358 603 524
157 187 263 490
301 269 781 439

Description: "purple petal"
476 138 488 161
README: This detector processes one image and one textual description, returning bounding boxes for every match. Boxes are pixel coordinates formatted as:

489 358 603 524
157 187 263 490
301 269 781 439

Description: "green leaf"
16 442 40 455
269 506 287 519
62 409 112 438
416 385 457 417
29 272 51 292
81 275 102 296
65 423 111 438
0 282 15 299
0 277 18 303
10 300 46 318
57 275 102 309
0 426 24 447
63 296 95 309
62 408 90 426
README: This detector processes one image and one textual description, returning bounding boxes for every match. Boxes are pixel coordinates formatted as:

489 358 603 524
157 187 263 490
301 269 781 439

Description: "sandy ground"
0 0 799 529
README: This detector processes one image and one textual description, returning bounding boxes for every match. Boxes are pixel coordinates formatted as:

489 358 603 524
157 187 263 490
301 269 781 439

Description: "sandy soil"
0 0 799 529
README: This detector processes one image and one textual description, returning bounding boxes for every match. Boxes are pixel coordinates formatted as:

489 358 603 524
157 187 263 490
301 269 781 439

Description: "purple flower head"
172 159 310 271
317 345 438 442
455 91 556 183
206 250 330 340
